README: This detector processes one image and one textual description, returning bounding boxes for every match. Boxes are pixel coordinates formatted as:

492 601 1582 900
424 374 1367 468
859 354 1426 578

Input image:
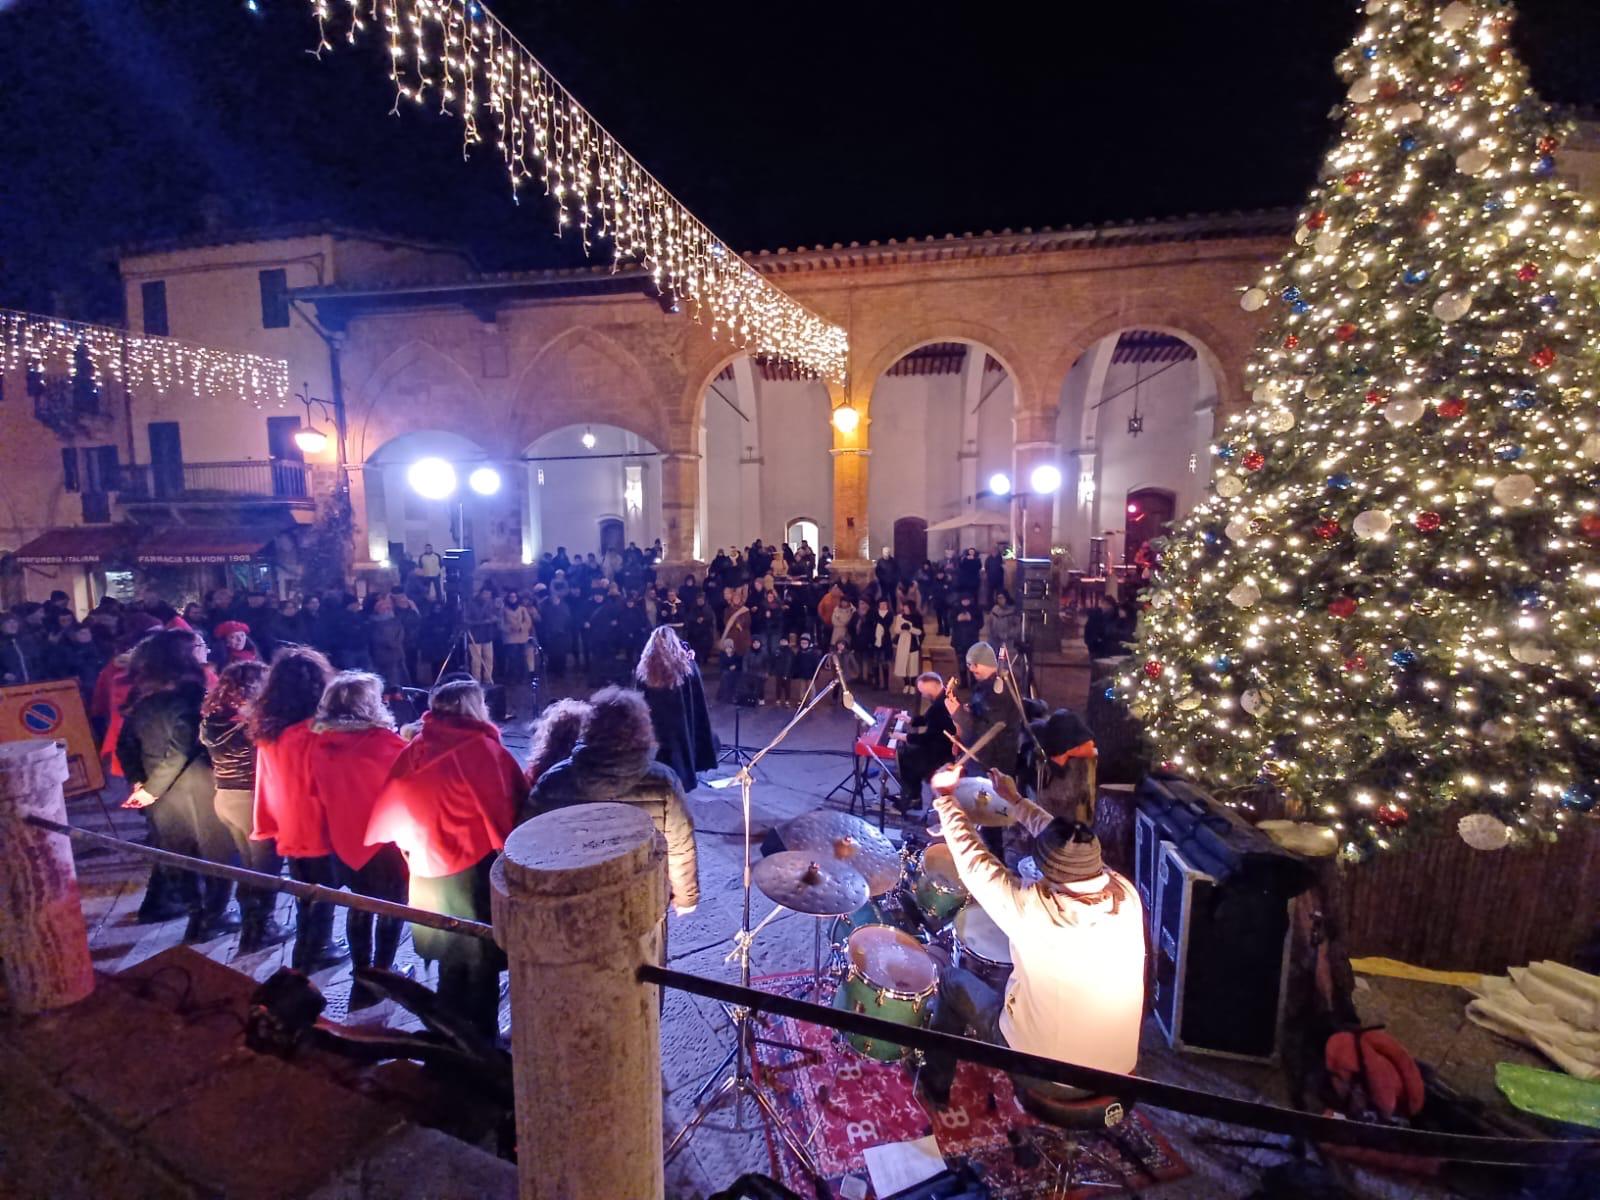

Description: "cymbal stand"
666 679 840 1181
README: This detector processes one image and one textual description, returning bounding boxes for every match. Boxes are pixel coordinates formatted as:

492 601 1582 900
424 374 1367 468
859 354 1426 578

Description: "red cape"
366 712 526 878
307 724 407 871
93 659 131 778
252 720 327 858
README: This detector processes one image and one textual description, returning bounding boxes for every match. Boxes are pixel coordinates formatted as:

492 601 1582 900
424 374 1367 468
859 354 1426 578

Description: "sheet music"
863 1135 945 1196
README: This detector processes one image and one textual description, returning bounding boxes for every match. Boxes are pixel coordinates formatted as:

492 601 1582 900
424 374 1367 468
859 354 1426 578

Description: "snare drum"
952 903 1014 992
833 925 938 1061
913 843 968 929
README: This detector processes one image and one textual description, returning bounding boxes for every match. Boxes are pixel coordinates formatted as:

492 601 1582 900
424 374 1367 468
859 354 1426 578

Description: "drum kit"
751 797 1019 1067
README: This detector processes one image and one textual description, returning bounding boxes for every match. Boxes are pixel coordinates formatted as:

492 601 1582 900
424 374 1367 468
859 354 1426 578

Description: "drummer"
919 769 1145 1108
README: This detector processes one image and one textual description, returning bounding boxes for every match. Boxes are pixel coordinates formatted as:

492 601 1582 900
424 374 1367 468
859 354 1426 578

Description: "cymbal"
781 810 902 895
949 777 1017 827
752 851 869 916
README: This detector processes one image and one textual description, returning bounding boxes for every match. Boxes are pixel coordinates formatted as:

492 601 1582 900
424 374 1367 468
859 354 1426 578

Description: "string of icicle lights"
1 309 291 409
306 0 849 382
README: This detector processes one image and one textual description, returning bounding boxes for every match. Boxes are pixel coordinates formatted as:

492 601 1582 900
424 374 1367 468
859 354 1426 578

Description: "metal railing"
25 813 1600 1170
117 459 309 502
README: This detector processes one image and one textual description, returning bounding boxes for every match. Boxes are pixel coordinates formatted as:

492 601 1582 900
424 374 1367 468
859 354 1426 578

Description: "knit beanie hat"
1032 709 1094 758
965 641 998 671
1034 819 1104 888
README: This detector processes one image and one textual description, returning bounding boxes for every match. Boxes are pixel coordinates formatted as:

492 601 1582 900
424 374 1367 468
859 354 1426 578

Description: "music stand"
717 696 760 770
665 679 841 1182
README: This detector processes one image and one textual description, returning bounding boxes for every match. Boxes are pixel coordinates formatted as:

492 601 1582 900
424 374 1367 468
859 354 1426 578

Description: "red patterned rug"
750 973 1191 1198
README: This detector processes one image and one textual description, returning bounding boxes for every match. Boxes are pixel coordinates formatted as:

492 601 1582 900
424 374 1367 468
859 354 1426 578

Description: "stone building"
3 120 1596 605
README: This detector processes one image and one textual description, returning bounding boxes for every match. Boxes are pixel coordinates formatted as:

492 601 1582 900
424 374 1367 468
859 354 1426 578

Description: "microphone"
832 651 876 726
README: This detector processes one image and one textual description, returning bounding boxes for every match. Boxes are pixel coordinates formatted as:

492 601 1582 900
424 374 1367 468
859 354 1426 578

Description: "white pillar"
0 740 94 1015
733 356 764 544
491 803 668 1200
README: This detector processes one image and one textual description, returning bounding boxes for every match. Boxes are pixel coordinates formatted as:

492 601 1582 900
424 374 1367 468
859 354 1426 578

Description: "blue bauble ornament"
1214 656 1231 674
1482 197 1502 213
1217 443 1238 461
1403 266 1429 285
1514 586 1544 608
1103 686 1117 702
1390 649 1417 669
1561 788 1596 813
1496 444 1523 461
1534 155 1556 176
1512 391 1538 410
1536 293 1559 312
1291 300 1311 315
1400 136 1417 152
1327 473 1354 491
1352 364 1370 378
1204 529 1220 546
1282 286 1302 303
1362 45 1378 60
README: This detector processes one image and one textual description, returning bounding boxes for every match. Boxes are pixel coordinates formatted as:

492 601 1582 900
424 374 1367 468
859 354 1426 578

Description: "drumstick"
942 721 1002 771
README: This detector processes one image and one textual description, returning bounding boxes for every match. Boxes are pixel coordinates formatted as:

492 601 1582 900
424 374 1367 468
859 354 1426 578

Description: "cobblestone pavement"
70 660 1511 1199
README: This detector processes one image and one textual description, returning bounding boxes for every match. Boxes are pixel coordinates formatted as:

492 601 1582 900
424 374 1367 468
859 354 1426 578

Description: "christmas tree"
1126 0 1600 857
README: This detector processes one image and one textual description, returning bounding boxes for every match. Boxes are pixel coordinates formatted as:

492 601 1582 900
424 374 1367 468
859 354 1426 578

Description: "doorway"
1124 488 1176 567
893 516 929 569
598 518 625 556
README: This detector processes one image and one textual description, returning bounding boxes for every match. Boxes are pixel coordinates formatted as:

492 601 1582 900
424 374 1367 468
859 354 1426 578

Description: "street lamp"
581 426 597 450
831 405 860 435
292 382 339 455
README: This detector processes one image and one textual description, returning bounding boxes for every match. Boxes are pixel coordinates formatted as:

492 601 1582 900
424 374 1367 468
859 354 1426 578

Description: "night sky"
2 0 1597 318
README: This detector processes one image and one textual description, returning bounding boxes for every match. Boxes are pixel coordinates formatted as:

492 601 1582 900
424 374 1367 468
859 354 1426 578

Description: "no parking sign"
0 679 104 796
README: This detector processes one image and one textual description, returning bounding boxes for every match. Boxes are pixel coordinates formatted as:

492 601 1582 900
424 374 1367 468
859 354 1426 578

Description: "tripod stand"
664 680 840 1181
717 698 759 769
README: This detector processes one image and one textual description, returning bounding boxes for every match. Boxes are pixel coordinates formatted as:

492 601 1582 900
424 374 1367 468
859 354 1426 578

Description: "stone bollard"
0 740 94 1014
492 802 668 1200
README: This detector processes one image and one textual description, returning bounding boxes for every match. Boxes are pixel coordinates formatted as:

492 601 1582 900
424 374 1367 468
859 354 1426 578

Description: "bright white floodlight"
408 457 457 500
988 472 1012 497
468 466 502 496
1029 464 1063 495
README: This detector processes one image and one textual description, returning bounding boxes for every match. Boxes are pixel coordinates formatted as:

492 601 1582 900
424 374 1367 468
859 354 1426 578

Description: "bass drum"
833 925 938 1062
952 903 1013 993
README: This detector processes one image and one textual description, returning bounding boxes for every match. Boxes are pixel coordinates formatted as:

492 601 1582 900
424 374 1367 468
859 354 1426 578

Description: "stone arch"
857 322 1031 412
681 346 752 437
1048 310 1244 419
510 326 671 451
347 341 487 466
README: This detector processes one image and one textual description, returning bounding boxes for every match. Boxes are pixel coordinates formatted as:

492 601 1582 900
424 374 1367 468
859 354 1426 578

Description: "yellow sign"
0 679 106 797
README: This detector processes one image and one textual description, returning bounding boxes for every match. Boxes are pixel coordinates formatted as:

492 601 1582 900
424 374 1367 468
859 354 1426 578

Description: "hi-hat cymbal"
948 777 1017 827
781 810 902 895
752 851 869 916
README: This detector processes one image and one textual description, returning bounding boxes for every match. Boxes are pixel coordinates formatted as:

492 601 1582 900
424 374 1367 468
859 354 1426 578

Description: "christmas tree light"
1126 0 1599 858
303 0 848 381
1 309 291 408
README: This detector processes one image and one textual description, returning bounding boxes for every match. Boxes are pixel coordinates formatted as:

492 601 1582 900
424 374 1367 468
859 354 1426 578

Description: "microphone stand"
665 678 840 1182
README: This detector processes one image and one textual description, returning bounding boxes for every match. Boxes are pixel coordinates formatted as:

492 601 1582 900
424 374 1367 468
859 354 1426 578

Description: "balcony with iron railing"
112 459 312 507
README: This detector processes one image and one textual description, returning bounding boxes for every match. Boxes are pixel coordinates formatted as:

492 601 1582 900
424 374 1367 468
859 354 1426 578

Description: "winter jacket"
500 603 534 646
0 631 39 683
531 741 700 909
641 674 716 793
116 682 213 806
950 604 981 654
368 612 407 664
199 710 257 792
892 614 924 677
367 712 526 878
253 720 329 858
307 719 407 872
985 602 1022 652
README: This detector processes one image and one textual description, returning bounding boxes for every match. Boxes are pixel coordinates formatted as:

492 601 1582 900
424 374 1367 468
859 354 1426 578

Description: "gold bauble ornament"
1347 269 1371 289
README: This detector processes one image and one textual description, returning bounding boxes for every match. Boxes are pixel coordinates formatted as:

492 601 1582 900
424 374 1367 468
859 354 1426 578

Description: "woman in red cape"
307 671 408 1010
367 678 527 1038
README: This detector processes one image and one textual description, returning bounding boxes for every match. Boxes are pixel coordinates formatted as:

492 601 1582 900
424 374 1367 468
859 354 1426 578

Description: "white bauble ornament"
1216 474 1245 499
1315 229 1341 255
1240 287 1268 312
1439 2 1475 33
1252 379 1285 405
1394 102 1424 124
1266 408 1296 434
1479 717 1516 745
1346 269 1370 290
1491 473 1536 506
1295 223 1315 246
1579 432 1600 462
1305 380 1328 400
1456 147 1490 176
1383 397 1426 426
1352 509 1393 540
1227 582 1261 609
1365 0 1385 13
1349 76 1379 105
1510 640 1551 666
1177 691 1204 712
1458 813 1511 852
1432 290 1473 322
1241 689 1266 716
1225 518 1250 542
1565 229 1597 260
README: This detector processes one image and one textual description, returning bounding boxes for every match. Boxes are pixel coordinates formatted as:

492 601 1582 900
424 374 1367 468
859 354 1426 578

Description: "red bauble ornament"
1415 511 1442 533
1420 209 1438 228
1344 170 1365 187
1538 135 1559 155
1307 210 1328 230
1283 334 1300 350
1242 450 1266 472
1335 322 1358 342
1342 655 1367 673
1364 388 1385 406
1517 262 1540 282
1375 802 1409 828
1328 596 1359 619
1580 514 1600 541
1530 347 1556 369
1436 396 1467 419
1378 80 1401 100
1143 659 1164 679
1314 518 1341 541
1446 75 1468 94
